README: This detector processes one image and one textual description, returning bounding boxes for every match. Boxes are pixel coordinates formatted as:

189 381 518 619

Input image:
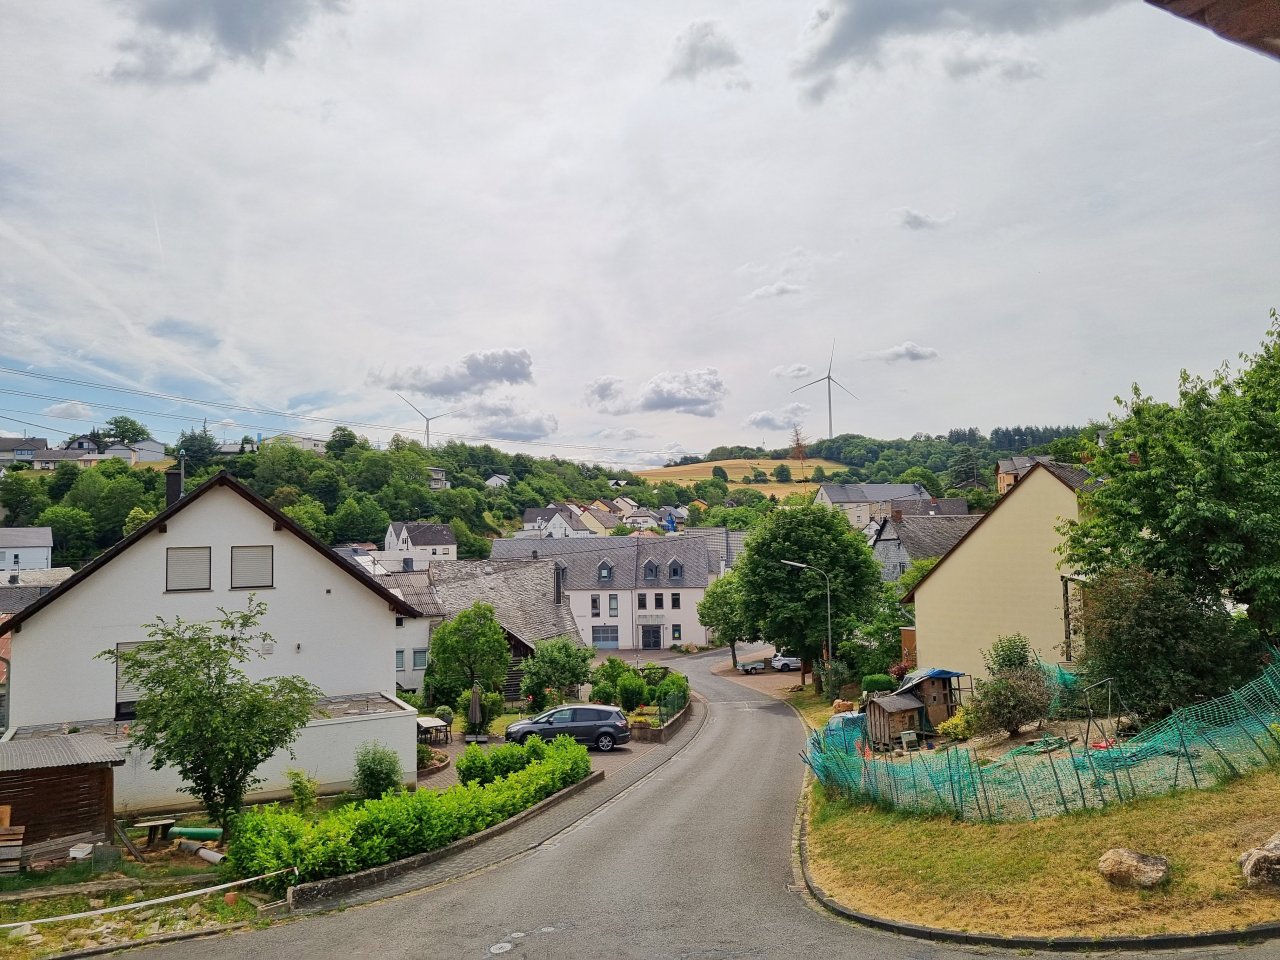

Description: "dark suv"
506 705 631 751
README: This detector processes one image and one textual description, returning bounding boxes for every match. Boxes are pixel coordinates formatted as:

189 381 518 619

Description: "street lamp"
781 559 832 665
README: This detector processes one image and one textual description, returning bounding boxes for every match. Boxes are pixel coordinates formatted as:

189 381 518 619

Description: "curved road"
138 652 1280 959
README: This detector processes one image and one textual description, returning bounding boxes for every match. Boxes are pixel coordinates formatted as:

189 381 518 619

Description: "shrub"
351 743 404 800
416 743 441 769
981 633 1034 674
456 744 493 786
454 690 506 734
590 656 633 689
861 674 895 693
887 659 913 683
591 680 617 705
285 768 318 816
969 667 1051 737
617 673 646 711
643 684 658 706
487 742 531 779
936 707 975 741
817 660 855 698
434 706 454 727
655 672 690 712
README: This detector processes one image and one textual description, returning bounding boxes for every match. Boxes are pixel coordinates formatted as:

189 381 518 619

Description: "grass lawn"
787 685 837 731
806 770 1280 938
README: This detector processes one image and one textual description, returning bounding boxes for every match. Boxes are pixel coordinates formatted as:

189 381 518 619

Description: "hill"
636 457 846 494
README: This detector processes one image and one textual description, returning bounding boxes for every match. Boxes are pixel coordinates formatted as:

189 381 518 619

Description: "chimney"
165 468 183 508
402 557 414 572
7 573 17 585
891 509 903 522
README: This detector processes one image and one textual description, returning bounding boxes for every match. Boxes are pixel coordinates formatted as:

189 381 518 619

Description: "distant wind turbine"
396 394 458 448
791 340 857 440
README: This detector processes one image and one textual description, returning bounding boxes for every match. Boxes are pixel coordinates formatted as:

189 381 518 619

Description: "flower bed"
226 735 590 894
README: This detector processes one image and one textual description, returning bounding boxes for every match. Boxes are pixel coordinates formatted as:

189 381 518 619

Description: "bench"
134 818 176 847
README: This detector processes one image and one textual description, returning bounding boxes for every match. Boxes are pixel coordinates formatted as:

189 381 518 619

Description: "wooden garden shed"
864 692 926 751
896 668 966 731
0 734 124 865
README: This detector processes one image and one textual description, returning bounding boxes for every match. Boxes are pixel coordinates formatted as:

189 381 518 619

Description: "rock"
187 903 203 917
144 921 161 936
134 909 157 921
832 699 856 713
1098 848 1170 888
66 927 95 939
24 934 44 945
88 898 106 908
8 924 33 940
1239 832 1280 887
223 891 240 906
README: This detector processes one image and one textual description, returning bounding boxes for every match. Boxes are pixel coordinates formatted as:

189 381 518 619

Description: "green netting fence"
803 659 1280 822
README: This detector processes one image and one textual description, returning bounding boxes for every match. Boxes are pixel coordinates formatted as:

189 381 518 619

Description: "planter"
416 756 451 777
629 702 690 744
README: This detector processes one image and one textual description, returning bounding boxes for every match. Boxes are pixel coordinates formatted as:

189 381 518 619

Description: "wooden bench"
134 818 176 847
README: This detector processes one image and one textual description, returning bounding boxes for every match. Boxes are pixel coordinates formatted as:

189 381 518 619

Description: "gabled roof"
1145 0 1280 61
819 483 929 504
0 437 48 452
4 472 419 634
585 508 622 530
867 692 925 714
884 515 982 561
0 527 52 549
891 497 970 518
902 462 1092 604
399 522 457 547
490 536 714 590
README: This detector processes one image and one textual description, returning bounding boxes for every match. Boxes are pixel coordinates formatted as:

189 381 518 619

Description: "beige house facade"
905 463 1088 682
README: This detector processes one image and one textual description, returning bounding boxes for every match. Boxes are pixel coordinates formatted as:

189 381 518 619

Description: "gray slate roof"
0 527 52 548
6 567 75 587
820 483 930 504
391 521 457 547
0 437 48 453
680 526 748 568
384 560 580 646
1041 461 1097 491
887 516 983 560
490 536 714 590
868 693 925 714
0 733 125 772
0 584 53 614
996 455 1056 475
585 508 621 530
891 497 970 518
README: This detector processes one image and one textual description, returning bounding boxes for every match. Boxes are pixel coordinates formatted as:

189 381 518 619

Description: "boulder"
1239 832 1280 887
7 924 33 940
832 699 856 714
1097 848 1170 888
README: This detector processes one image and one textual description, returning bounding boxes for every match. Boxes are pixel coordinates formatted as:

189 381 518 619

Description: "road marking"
489 943 512 953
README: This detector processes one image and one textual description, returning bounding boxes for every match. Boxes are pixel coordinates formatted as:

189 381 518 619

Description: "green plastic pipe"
168 826 223 840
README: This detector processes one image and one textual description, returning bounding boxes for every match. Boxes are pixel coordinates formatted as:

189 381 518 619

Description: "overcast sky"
1 1 1277 466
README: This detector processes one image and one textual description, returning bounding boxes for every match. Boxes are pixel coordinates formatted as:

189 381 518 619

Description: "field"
636 458 845 494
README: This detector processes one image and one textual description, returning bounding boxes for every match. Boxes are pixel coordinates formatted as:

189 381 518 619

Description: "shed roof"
0 527 52 549
0 734 125 772
867 692 925 714
820 483 929 504
891 515 982 560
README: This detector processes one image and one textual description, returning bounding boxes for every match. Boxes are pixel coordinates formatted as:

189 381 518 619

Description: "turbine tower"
396 394 457 448
791 340 857 440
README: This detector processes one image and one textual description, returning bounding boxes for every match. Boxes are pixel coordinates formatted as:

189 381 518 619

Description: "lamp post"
781 559 832 665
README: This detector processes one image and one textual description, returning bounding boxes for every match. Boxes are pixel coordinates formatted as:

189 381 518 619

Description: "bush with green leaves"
817 660 855 699
285 768 318 816
416 743 437 769
454 690 505 734
617 673 646 711
433 705 454 727
981 633 1035 674
227 736 591 893
654 672 690 711
591 680 617 705
861 674 895 693
643 684 658 706
351 743 404 800
455 744 492 786
590 656 633 689
935 707 975 741
969 667 1051 737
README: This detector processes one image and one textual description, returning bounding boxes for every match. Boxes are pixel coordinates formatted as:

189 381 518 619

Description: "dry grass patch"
635 458 844 494
806 770 1280 938
787 686 835 732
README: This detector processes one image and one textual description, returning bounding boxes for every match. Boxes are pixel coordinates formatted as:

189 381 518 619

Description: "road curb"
797 799 1280 952
43 921 252 959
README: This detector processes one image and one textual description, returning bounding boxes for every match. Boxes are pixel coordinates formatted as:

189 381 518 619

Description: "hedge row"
226 735 591 893
456 735 547 786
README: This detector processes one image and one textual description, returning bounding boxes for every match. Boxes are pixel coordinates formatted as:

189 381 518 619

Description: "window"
672 624 682 643
654 593 664 610
671 593 681 610
637 593 647 610
395 617 405 628
395 649 405 671
591 594 601 618
166 546 211 592
591 625 619 647
412 648 428 670
598 561 613 582
115 641 147 721
670 561 684 579
609 594 618 617
230 545 273 589
431 548 438 556
643 560 658 581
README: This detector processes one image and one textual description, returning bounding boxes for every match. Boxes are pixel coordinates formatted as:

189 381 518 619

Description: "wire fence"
803 659 1280 822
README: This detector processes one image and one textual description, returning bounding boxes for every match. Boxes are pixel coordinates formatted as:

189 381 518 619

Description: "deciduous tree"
697 571 753 668
520 637 593 710
428 602 510 692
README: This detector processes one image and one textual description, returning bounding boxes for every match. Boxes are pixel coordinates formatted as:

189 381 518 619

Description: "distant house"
904 462 1093 681
0 437 48 464
995 456 1060 496
626 509 662 531
62 435 100 452
485 474 510 488
519 506 592 539
31 450 109 471
689 498 709 511
103 439 168 465
608 479 628 488
490 537 717 651
580 508 622 535
870 515 981 582
0 529 53 572
815 483 966 528
679 526 748 573
380 521 458 567
266 433 328 455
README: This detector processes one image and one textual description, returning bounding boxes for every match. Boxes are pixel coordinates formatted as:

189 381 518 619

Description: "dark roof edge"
6 472 420 634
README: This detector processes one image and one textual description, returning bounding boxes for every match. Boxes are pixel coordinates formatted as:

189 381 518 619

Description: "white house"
490 537 716 651
266 432 328 455
0 437 48 464
485 474 510 488
380 521 458 568
0 528 53 571
0 472 422 814
103 440 168 464
518 506 593 539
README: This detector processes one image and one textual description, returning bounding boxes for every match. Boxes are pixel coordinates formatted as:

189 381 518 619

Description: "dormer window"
669 560 683 580
598 561 613 582
643 560 658 581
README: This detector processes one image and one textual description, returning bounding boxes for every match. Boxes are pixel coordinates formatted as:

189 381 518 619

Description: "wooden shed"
897 668 966 732
864 693 926 751
0 734 125 865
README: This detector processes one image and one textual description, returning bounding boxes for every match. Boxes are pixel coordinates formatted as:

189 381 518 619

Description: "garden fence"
803 658 1280 822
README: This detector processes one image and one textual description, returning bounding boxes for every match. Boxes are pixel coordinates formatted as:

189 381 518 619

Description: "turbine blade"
791 377 827 393
429 409 460 422
828 338 836 376
830 377 859 400
396 393 429 419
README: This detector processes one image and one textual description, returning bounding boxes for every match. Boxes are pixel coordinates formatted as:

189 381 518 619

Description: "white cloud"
586 369 727 418
862 341 941 363
771 363 813 380
42 401 94 420
372 349 535 398
899 208 953 230
460 398 558 441
665 20 750 90
746 282 804 300
943 46 1042 81
745 402 811 432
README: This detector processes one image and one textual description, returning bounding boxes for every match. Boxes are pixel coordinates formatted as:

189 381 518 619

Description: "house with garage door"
490 536 716 651
0 471 422 814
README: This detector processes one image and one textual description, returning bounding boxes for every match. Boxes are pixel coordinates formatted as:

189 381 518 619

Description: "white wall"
7 484 412 729
568 586 708 650
1 546 51 571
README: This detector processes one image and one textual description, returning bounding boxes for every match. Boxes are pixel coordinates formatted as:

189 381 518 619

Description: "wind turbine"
791 340 857 440
396 394 458 448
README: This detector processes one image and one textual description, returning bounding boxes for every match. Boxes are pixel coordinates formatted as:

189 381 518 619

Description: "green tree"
609 524 633 537
104 416 151 445
947 447 982 488
735 504 881 693
331 495 390 544
771 464 792 483
94 475 148 543
428 602 511 692
325 426 361 459
711 465 729 482
176 425 220 470
811 465 827 483
697 571 753 667
896 466 943 498
0 472 50 527
520 637 593 710
282 495 333 542
450 518 492 559
35 505 96 566
48 461 81 502
122 506 157 537
99 599 320 835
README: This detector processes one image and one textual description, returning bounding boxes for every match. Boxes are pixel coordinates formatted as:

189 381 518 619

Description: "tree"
100 599 319 835
520 637 593 709
1073 567 1260 719
697 571 753 667
35 505 96 566
176 425 220 470
331 494 390 544
450 518 492 559
811 465 827 483
94 475 149 543
735 504 881 693
609 524 633 536
969 668 1051 737
947 447 982 488
428 602 510 692
896 466 943 498
790 425 808 483
325 426 361 459
104 416 151 445
771 464 792 483
282 495 333 542
711 465 729 482
0 472 50 527
122 506 157 537
48 461 81 501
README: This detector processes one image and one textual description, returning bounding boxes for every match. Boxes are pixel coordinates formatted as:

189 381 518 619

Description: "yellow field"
636 458 845 493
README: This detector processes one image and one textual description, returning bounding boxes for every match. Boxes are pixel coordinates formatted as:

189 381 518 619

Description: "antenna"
395 394 458 448
791 339 857 440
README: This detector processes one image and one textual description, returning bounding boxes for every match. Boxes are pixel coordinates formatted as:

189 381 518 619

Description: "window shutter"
166 547 211 591
231 545 273 588
116 642 148 706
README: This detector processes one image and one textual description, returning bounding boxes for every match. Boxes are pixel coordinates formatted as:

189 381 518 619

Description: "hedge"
226 735 591 893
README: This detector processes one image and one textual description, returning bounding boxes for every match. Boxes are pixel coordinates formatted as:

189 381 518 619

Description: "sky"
1 1 1278 467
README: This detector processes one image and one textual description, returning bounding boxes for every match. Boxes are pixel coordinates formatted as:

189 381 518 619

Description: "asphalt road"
135 652 1280 960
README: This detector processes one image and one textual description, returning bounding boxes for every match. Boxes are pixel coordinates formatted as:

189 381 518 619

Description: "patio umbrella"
467 681 483 732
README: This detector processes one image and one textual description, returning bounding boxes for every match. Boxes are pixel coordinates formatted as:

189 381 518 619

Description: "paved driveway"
133 650 1280 960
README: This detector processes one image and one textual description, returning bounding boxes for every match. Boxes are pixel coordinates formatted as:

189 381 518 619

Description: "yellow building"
904 462 1091 681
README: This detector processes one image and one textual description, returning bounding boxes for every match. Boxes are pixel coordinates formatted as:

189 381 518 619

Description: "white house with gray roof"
382 521 458 566
490 537 717 651
0 528 52 571
815 483 968 528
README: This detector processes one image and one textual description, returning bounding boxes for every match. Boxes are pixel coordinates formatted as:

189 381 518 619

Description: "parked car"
505 705 631 751
771 653 802 672
738 660 766 675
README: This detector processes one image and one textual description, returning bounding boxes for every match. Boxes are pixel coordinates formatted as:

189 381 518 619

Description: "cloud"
793 0 1121 99
591 427 651 443
373 349 535 398
461 398 558 441
771 363 814 380
42 401 93 420
112 0 346 84
744 402 811 432
585 369 728 418
943 47 1042 81
862 341 941 363
746 281 804 300
666 20 751 90
148 316 222 350
627 442 692 468
583 376 632 415
898 208 953 230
